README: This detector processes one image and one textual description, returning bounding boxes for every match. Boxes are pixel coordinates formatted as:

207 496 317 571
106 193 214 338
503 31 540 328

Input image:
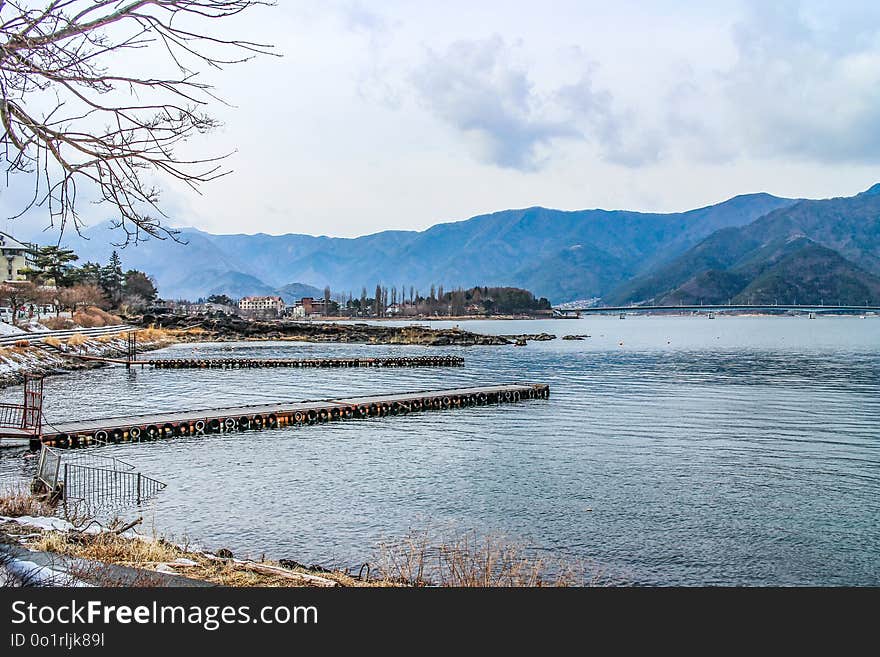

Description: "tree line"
338 285 551 317
0 247 158 326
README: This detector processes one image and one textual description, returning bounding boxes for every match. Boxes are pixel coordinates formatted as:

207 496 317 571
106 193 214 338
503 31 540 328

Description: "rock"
140 316 513 347
562 334 590 340
501 333 556 342
279 559 331 573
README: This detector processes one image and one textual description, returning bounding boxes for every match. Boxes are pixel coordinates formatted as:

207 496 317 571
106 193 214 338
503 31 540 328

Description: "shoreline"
0 328 179 391
0 512 381 588
137 315 556 346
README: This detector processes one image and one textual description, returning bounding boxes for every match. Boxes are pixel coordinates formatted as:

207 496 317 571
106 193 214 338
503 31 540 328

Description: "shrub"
374 530 590 587
66 333 88 347
0 485 55 517
41 317 77 330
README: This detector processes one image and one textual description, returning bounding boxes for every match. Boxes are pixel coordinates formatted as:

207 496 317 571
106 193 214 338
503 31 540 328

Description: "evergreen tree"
123 270 158 303
100 251 124 303
69 261 102 286
33 246 79 286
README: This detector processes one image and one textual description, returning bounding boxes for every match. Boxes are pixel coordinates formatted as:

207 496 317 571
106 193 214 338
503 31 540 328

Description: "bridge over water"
553 304 880 316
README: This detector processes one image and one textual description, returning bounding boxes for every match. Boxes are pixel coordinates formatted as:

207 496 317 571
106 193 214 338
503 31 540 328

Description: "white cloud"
675 0 880 164
411 36 579 171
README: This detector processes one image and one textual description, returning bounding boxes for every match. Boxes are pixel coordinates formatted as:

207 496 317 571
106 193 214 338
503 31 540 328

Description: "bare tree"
0 281 38 324
0 1 274 244
59 283 106 313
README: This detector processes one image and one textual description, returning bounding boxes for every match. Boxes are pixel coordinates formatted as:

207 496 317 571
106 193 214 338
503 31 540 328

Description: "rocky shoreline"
138 314 556 346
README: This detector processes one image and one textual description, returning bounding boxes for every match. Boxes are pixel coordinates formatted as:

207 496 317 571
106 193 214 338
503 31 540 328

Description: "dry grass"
72 306 122 328
66 333 88 347
41 317 77 330
25 529 373 587
42 336 62 348
374 530 590 587
0 485 56 517
34 531 184 566
13 339 29 348
136 327 171 342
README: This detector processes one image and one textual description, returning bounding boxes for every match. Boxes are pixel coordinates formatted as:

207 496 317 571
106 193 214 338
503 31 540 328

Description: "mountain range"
42 183 880 305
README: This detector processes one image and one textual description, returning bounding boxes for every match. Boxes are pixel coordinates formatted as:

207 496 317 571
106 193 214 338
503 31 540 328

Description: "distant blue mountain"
59 192 795 302
606 184 880 305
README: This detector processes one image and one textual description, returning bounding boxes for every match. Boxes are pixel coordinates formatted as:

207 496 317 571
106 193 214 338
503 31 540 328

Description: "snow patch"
0 322 26 336
2 556 93 587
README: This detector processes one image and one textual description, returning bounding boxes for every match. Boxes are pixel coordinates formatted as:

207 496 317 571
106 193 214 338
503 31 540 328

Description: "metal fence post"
63 463 69 504
137 472 142 505
37 446 46 481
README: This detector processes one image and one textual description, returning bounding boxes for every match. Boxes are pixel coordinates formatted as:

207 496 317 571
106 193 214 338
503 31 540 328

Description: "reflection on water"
1 316 878 585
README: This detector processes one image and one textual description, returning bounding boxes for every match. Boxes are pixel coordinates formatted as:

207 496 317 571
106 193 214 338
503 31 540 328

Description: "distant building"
146 301 175 315
174 301 238 316
0 232 37 283
285 296 334 318
287 303 306 319
239 295 285 317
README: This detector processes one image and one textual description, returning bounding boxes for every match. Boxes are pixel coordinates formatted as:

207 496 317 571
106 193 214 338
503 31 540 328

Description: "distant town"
152 283 552 320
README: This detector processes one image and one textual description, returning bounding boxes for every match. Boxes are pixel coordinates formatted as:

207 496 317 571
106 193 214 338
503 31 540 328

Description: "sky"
3 0 880 239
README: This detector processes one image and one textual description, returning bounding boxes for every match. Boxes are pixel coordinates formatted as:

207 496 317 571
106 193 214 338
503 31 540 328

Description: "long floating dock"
32 383 549 449
66 355 465 369
147 355 465 369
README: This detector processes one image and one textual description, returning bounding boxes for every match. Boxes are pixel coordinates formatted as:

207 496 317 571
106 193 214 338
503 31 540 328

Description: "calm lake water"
1 316 879 585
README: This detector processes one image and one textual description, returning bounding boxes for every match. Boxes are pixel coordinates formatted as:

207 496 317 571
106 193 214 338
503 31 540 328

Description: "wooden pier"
11 383 549 449
67 354 465 369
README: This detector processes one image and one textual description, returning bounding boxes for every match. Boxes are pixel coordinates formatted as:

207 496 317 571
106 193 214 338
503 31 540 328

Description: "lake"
1 315 878 585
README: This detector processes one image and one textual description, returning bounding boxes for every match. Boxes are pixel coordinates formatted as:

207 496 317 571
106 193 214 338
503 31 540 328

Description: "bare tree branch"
0 0 276 245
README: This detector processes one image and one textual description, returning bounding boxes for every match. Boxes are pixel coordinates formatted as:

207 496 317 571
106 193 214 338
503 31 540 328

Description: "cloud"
674 0 880 165
556 74 663 167
411 36 579 171
340 1 388 35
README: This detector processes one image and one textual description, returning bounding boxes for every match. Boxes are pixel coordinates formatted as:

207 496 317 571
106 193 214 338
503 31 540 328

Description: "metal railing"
34 445 166 508
0 402 25 429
